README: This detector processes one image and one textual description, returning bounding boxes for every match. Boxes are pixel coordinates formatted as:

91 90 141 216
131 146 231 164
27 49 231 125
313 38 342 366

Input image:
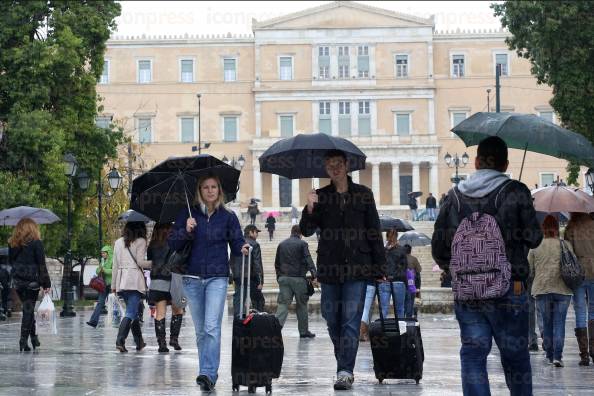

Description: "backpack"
450 181 512 301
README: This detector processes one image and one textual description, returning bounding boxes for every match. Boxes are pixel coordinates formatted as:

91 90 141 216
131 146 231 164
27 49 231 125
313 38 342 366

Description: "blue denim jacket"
169 205 244 278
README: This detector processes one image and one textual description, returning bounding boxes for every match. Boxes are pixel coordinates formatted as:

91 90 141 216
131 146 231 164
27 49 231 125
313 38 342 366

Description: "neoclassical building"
98 1 575 211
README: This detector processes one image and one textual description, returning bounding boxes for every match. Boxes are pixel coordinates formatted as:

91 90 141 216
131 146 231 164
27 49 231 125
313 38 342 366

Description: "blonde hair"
8 218 41 248
194 175 228 211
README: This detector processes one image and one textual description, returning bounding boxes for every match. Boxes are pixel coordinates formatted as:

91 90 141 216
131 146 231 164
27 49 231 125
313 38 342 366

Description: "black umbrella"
259 133 366 179
117 210 153 223
408 191 423 198
0 206 61 226
452 112 594 179
379 215 414 232
398 231 432 247
130 155 240 223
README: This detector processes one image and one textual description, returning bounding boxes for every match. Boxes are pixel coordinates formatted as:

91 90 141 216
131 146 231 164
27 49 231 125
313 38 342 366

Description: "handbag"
89 275 106 293
168 241 192 274
559 239 585 291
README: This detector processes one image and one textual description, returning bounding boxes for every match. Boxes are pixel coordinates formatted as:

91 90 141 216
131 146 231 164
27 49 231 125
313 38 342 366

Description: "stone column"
312 178 320 189
371 161 380 200
271 174 280 208
291 179 300 207
412 162 421 193
351 171 360 184
392 162 400 205
430 162 439 196
253 160 262 201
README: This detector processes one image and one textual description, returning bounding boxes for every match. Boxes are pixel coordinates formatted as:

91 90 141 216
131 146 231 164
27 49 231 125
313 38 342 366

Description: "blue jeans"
427 208 437 221
88 285 110 325
361 284 376 325
118 290 142 320
536 293 572 361
320 281 366 375
410 209 418 221
183 276 228 384
454 285 532 396
378 281 405 319
573 279 594 328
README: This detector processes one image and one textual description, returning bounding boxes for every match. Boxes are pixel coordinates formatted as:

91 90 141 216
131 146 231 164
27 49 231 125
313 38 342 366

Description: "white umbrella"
0 206 61 226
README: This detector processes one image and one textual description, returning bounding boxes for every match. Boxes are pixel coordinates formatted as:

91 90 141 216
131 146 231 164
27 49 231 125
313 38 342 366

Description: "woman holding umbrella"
169 174 249 392
8 218 51 352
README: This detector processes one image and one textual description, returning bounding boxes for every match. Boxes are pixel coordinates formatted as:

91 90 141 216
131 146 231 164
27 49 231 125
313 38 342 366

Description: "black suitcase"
231 248 284 394
368 282 424 384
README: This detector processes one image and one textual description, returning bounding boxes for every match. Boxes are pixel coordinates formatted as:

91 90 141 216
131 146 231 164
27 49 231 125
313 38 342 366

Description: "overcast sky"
113 1 503 37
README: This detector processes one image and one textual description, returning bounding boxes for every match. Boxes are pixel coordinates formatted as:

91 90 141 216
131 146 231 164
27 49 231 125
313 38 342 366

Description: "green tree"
492 1 594 185
0 1 123 255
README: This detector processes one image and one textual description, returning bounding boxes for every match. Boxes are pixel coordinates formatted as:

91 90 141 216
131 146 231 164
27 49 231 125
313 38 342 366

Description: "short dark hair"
477 136 508 171
123 221 147 247
290 225 301 236
324 149 347 162
404 244 412 254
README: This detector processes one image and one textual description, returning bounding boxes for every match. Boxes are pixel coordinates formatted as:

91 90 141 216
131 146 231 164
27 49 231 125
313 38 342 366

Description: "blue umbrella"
0 206 60 226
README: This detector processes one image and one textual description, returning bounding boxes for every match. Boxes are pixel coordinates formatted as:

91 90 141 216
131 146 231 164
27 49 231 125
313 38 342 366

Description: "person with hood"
432 136 543 395
9 218 51 352
86 245 113 328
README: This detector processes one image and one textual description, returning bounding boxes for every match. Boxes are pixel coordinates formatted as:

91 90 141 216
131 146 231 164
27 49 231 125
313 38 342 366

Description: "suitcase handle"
374 280 400 335
239 246 253 319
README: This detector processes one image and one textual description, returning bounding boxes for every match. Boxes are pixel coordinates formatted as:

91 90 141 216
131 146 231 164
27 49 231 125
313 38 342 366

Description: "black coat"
265 216 276 231
426 196 437 209
275 235 317 279
432 180 543 282
385 244 407 283
9 240 51 289
148 243 173 281
300 177 386 284
408 196 418 210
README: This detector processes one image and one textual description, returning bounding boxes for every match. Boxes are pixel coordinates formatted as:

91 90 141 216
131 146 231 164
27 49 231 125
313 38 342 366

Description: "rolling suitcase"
231 247 284 394
368 281 424 384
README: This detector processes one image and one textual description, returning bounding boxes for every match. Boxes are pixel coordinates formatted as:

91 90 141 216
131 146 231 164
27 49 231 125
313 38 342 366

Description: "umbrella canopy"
0 206 60 226
398 231 432 247
452 112 594 170
535 211 568 225
408 191 423 198
259 133 366 179
531 185 594 214
130 155 240 223
117 210 153 223
379 215 414 232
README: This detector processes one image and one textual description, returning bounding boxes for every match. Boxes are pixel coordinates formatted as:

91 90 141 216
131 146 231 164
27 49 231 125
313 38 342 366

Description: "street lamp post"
222 154 246 170
444 152 469 185
61 153 78 317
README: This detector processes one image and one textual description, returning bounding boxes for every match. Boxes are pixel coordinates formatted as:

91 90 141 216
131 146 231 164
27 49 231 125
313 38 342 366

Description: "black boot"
169 314 183 351
116 317 132 353
154 318 169 353
30 319 40 350
19 311 32 352
131 319 146 351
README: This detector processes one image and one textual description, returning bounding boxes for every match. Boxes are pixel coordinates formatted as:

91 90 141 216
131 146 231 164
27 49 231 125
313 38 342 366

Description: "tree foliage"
492 1 594 185
0 1 123 256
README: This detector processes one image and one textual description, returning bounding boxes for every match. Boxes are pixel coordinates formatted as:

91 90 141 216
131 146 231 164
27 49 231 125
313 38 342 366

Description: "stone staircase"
231 216 454 313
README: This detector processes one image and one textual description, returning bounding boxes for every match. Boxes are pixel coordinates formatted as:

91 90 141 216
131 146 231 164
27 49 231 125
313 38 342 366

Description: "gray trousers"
275 276 309 335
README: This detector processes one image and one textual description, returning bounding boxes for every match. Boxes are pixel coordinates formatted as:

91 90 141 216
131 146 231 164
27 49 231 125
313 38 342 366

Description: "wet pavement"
1 305 593 395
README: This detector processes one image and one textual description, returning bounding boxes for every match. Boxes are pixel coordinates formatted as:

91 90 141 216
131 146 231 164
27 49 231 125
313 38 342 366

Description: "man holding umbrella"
300 149 386 391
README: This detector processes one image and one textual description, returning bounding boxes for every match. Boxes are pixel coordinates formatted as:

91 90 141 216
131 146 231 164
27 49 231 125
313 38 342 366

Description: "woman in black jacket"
8 218 51 352
379 229 408 318
148 223 184 353
265 214 276 241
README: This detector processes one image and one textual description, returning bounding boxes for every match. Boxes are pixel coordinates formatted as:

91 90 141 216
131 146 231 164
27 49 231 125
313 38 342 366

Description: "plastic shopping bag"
36 294 57 335
106 293 125 327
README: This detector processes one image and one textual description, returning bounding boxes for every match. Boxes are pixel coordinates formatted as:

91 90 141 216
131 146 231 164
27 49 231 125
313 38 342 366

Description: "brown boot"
359 321 369 342
575 328 590 366
589 320 594 364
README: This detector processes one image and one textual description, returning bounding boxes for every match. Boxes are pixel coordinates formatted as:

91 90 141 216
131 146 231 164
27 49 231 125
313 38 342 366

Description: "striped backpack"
450 181 512 301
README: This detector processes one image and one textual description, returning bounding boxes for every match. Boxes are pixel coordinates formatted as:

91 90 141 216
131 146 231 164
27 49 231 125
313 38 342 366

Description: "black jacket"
426 196 437 209
265 216 276 231
230 237 263 284
432 179 543 282
274 235 317 279
385 244 408 282
408 197 418 210
300 177 386 283
148 244 173 281
9 240 51 289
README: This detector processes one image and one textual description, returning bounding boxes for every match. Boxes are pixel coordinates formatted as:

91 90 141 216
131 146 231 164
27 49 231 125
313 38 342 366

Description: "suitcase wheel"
248 385 256 393
378 378 384 384
232 384 239 392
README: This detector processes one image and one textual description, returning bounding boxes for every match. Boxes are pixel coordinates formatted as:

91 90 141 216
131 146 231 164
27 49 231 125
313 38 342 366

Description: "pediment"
253 1 433 30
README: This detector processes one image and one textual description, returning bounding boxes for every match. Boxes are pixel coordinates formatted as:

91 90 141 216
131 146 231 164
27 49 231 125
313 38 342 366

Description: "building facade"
98 1 577 211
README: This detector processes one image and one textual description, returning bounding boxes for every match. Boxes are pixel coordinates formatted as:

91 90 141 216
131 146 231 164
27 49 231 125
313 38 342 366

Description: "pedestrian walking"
8 218 51 352
274 225 317 338
147 223 185 353
426 193 437 221
408 194 418 221
528 215 574 367
248 199 259 225
86 245 113 328
300 149 386 391
111 221 152 353
291 205 299 226
404 244 422 318
565 212 594 366
169 175 250 392
432 136 543 395
380 229 407 318
231 225 265 317
265 213 276 241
